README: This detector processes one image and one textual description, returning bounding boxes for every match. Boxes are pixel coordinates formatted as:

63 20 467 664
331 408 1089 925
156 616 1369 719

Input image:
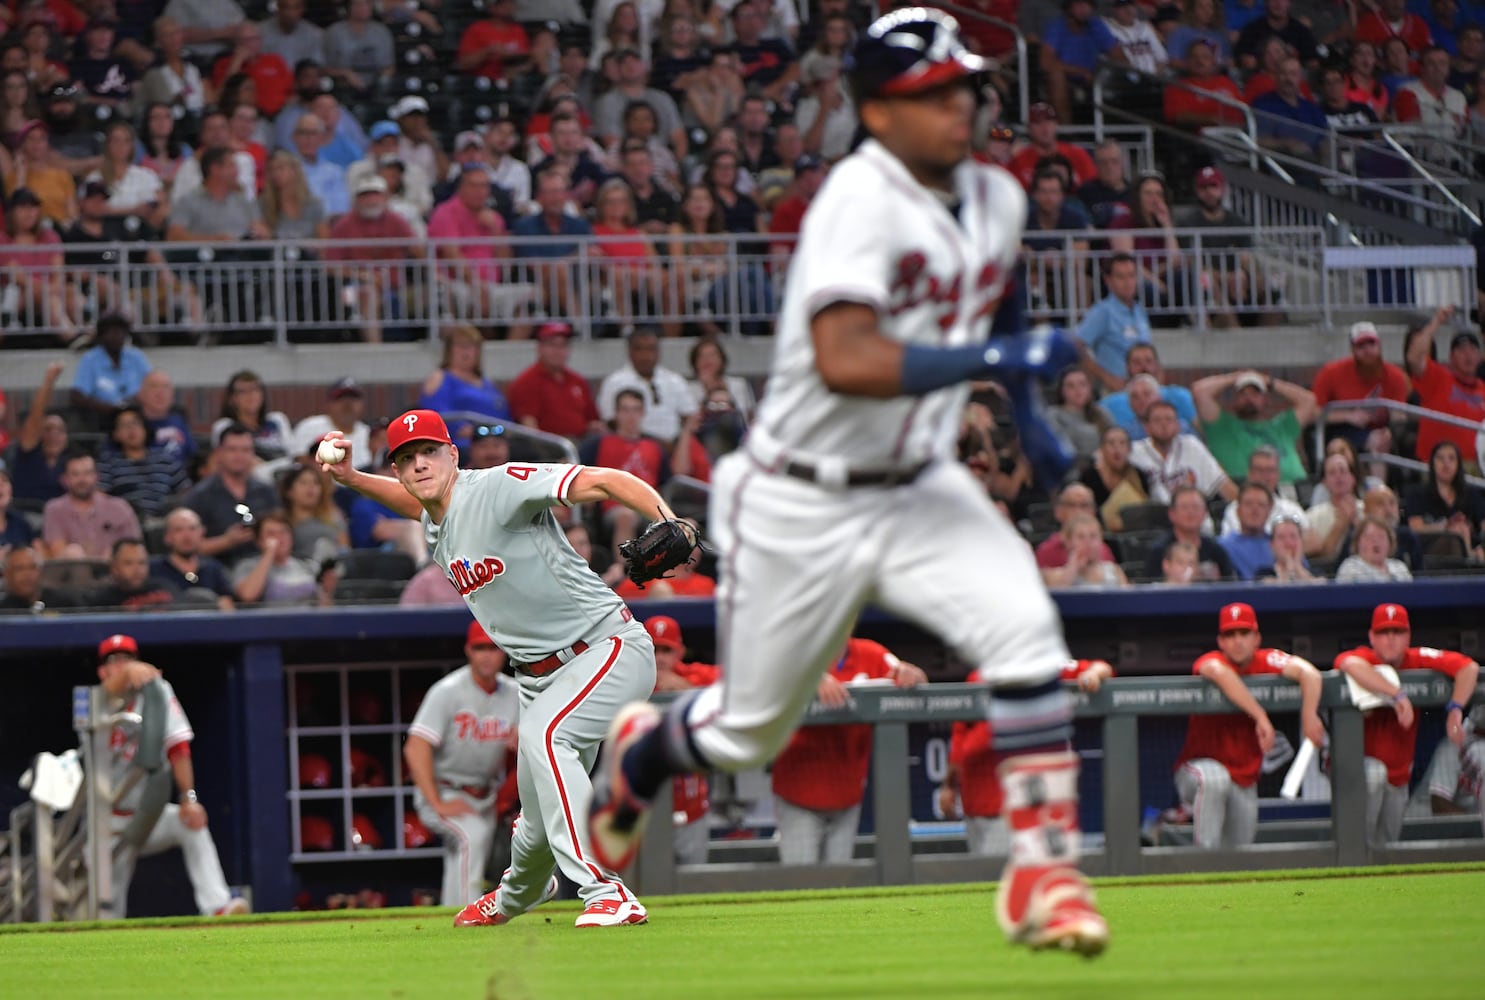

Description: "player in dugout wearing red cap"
1172 603 1325 850
1334 604 1479 847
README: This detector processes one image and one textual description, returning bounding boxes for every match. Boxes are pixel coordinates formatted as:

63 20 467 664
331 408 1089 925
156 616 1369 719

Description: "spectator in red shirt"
1355 0 1433 57
1311 321 1411 455
769 637 927 864
1173 603 1325 849
766 154 825 258
1335 603 1478 846
578 387 674 560
1242 35 1313 103
1008 102 1097 192
940 659 1113 856
325 175 419 342
505 322 603 440
455 0 530 81
212 21 292 116
1405 306 1485 464
1164 39 1246 128
1034 483 1117 569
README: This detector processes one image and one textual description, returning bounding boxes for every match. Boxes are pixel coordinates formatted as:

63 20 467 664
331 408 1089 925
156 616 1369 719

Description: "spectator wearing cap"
1164 39 1245 129
505 322 604 440
727 1 799 104
69 17 137 108
39 82 102 165
1311 321 1411 455
767 155 825 257
464 422 511 469
41 451 142 560
1253 57 1329 160
259 0 323 69
161 0 246 63
1192 368 1318 483
184 423 283 568
794 54 856 162
1405 306 1485 465
1075 252 1150 392
456 0 530 81
388 95 446 185
619 140 680 235
348 121 432 217
8 123 77 228
0 185 72 338
292 378 372 465
324 174 420 342
1039 0 1125 122
136 17 207 116
167 146 270 243
1102 0 1167 75
418 325 511 445
1172 165 1276 328
593 49 688 157
433 130 498 208
1234 0 1319 70
69 313 152 419
323 0 394 95
1008 103 1097 193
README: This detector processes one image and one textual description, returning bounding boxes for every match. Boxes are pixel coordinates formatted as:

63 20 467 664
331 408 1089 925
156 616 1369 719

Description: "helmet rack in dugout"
286 661 450 863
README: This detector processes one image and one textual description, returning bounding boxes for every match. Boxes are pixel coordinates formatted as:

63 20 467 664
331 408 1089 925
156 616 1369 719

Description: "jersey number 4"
505 465 538 481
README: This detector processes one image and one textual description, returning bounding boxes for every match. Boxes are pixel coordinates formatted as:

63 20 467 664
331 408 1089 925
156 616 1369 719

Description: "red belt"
515 640 589 677
439 780 491 798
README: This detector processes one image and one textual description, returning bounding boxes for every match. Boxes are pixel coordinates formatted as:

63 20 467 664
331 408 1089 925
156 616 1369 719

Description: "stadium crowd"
0 0 1484 612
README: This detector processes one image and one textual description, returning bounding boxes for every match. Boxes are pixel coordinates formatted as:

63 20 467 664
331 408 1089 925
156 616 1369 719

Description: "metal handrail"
1381 132 1484 229
1314 398 1485 481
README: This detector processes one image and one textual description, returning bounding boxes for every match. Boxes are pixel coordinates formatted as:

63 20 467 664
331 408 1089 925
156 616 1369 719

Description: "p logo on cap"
98 633 138 662
1370 604 1410 632
386 409 453 457
1218 603 1258 633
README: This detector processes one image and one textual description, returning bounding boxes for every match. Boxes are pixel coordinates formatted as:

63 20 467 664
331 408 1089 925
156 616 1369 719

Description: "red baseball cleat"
995 751 1109 957
574 898 648 928
588 702 661 872
453 875 559 927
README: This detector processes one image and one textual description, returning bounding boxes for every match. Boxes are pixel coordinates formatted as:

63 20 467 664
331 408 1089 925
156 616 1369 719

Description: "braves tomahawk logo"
447 556 507 596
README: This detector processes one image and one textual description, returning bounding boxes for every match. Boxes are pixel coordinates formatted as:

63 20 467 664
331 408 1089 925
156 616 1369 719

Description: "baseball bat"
1280 738 1317 800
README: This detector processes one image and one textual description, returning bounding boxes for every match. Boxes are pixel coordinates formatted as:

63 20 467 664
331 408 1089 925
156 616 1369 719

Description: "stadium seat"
1419 553 1476 575
338 551 417 582
1423 533 1468 559
1116 501 1169 532
334 578 408 603
1024 501 1057 534
1110 529 1166 564
39 559 110 591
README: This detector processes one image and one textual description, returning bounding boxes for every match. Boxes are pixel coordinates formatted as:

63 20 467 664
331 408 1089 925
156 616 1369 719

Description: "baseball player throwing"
404 621 521 907
1173 604 1325 849
320 409 689 928
588 8 1109 955
96 634 248 917
1334 603 1479 847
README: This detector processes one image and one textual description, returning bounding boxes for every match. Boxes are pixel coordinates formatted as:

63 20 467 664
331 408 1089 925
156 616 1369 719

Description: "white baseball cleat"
574 898 648 928
588 702 661 873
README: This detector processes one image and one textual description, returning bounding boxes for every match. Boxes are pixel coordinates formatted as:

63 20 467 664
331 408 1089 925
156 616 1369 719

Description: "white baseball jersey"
423 465 627 661
751 138 1026 467
1103 18 1167 75
108 680 192 813
1130 434 1231 502
408 666 519 795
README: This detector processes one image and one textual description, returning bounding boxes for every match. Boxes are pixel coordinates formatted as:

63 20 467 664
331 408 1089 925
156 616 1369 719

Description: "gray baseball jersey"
408 666 519 794
108 680 192 813
424 465 625 661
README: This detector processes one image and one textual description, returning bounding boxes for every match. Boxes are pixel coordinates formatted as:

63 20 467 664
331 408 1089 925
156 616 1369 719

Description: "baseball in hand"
316 439 347 465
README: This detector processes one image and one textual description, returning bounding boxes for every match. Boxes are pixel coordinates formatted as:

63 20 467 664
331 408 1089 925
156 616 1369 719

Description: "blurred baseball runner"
321 409 691 928
96 634 247 918
404 621 520 907
588 8 1108 955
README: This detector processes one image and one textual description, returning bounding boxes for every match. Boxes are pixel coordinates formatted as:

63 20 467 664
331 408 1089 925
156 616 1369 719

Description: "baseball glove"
619 519 698 588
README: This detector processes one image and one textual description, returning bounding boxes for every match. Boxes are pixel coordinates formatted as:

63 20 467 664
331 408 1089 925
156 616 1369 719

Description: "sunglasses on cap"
988 125 1014 142
473 424 507 439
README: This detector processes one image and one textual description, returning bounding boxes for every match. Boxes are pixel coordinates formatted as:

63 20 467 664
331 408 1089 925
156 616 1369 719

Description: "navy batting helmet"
846 7 985 103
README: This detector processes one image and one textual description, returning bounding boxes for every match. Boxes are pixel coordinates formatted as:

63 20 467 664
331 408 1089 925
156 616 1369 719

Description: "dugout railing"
631 673 1485 897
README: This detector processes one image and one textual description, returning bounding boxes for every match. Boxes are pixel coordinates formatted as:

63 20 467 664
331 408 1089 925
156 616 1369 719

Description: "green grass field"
4 865 1481 1000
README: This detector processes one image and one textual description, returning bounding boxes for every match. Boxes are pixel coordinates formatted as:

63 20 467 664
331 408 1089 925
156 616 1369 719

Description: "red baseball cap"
98 633 138 662
386 409 452 458
466 621 496 648
1371 604 1411 632
1196 165 1225 188
645 615 683 650
1218 603 1258 633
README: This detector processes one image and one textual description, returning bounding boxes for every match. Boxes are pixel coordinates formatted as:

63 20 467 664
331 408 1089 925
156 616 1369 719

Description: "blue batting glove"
983 325 1079 384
